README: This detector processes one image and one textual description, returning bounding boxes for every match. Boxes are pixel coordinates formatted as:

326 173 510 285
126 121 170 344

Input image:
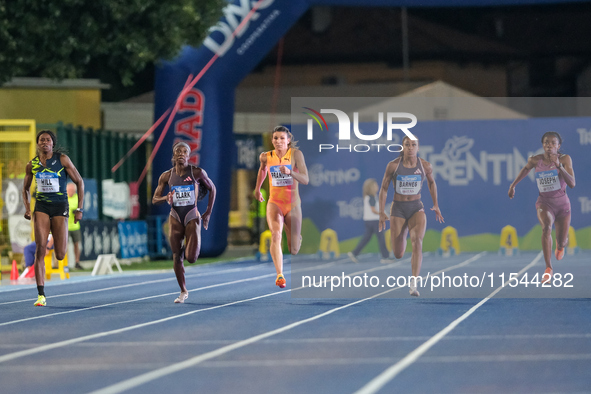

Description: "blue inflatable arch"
153 0 583 256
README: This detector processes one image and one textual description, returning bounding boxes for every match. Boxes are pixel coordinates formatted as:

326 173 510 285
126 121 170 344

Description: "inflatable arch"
153 0 580 256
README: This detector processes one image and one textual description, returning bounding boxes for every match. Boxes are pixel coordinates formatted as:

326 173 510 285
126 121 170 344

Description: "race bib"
270 165 293 187
171 185 195 206
395 175 422 195
535 169 560 193
35 172 60 193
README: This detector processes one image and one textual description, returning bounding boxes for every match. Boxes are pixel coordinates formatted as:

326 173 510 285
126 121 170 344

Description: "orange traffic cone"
10 260 19 280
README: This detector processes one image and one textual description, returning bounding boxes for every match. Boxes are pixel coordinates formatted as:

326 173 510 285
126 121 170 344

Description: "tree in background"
0 0 225 86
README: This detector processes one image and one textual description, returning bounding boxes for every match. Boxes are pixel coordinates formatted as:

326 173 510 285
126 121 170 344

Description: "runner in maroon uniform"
509 131 576 283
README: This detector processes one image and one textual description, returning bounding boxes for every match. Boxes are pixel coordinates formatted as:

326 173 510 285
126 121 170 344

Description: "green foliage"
0 0 225 85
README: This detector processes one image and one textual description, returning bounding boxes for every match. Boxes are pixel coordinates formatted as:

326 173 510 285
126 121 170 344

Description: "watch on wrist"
75 208 84 213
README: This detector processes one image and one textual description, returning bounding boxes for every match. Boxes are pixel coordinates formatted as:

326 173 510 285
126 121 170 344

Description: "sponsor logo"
336 197 364 220
174 88 204 166
309 164 360 187
579 197 591 214
577 128 591 145
203 0 276 57
419 136 542 186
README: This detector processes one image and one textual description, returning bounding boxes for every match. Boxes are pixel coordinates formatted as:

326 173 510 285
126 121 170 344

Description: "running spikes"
347 252 360 264
276 274 286 288
34 295 46 307
174 291 188 303
542 268 553 284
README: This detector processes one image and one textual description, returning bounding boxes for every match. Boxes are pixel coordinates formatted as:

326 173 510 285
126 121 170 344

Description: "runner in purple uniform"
509 132 576 283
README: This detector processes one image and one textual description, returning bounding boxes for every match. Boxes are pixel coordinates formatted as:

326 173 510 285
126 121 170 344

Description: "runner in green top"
22 130 84 307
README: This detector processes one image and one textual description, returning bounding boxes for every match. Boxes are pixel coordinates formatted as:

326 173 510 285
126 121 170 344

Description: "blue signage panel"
294 117 591 241
81 220 120 261
118 221 149 259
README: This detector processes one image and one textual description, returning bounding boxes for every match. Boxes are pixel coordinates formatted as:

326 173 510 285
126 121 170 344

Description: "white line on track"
354 251 543 394
3 353 591 372
2 332 591 350
0 263 270 305
0 289 290 364
86 253 485 394
0 261 338 327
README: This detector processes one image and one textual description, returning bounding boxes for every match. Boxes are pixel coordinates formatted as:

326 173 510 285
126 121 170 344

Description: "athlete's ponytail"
273 125 298 149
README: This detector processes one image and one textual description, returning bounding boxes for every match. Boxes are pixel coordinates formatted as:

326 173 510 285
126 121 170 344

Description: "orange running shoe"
542 268 553 284
276 274 286 288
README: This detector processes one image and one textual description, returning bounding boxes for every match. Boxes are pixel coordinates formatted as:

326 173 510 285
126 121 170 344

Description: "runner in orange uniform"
254 126 309 288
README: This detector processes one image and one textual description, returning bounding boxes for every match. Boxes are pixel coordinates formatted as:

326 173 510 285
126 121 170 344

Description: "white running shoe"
347 252 360 264
174 291 188 303
409 278 420 297
380 258 395 264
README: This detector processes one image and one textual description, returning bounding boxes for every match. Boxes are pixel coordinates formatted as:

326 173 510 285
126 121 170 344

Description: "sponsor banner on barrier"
234 134 264 170
292 97 591 243
7 215 32 253
82 178 99 220
81 221 121 261
2 179 25 216
102 179 131 219
117 221 148 259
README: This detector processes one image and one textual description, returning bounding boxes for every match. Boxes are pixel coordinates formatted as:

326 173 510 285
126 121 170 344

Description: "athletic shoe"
34 295 46 307
555 247 565 261
347 252 360 264
409 278 420 297
542 268 553 284
380 258 395 264
276 274 286 288
174 292 188 304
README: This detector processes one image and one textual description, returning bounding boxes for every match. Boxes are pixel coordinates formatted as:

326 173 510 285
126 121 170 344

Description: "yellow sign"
256 230 272 262
499 225 519 256
567 226 580 255
438 226 460 256
319 228 340 259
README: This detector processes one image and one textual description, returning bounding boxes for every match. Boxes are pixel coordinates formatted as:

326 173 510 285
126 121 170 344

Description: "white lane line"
0 261 338 327
354 251 543 394
87 254 484 394
3 332 590 349
3 353 591 373
0 289 290 364
0 263 270 305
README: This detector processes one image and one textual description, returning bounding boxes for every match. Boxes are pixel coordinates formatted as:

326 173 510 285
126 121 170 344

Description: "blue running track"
1 251 590 393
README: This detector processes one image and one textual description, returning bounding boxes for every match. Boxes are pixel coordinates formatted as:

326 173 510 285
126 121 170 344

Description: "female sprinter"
153 142 216 303
22 130 85 306
509 131 575 283
254 126 309 288
379 136 444 296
